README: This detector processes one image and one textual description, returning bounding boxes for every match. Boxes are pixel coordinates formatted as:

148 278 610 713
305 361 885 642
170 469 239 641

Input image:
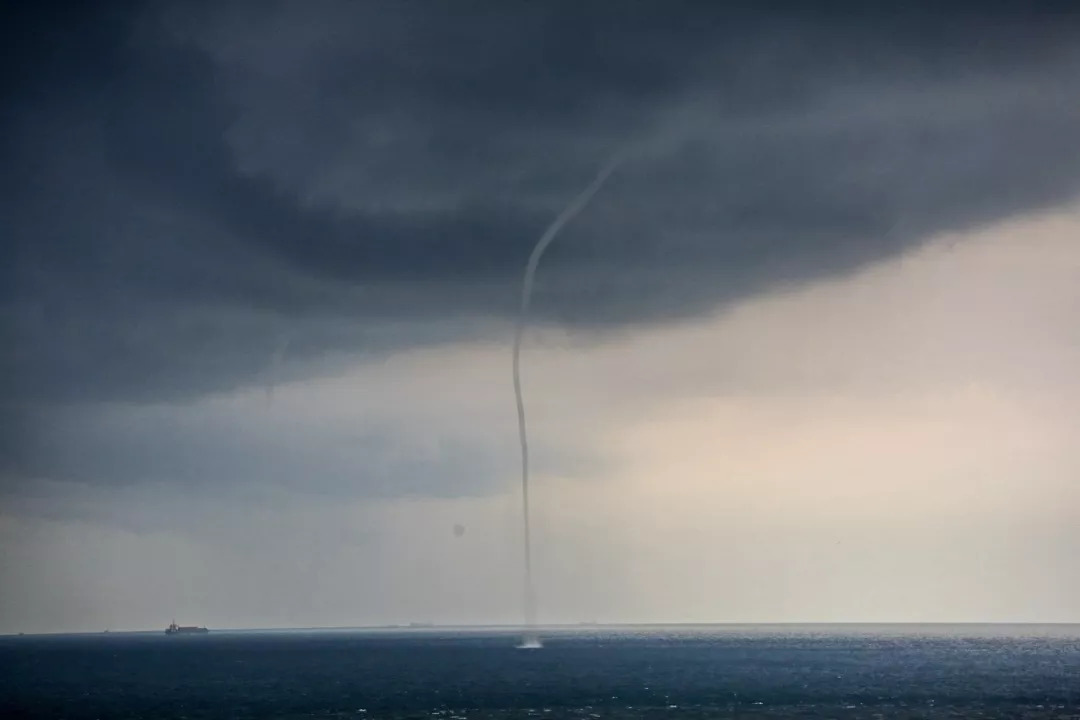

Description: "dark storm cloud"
4 0 1080 407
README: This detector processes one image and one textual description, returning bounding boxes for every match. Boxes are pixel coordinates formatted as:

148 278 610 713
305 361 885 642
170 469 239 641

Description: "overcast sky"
2 0 1080 634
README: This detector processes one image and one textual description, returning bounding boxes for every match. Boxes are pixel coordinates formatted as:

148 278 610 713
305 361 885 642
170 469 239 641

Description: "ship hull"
165 623 209 635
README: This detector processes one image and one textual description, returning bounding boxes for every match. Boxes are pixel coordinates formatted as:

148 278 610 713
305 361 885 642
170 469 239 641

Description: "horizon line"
7 620 1080 638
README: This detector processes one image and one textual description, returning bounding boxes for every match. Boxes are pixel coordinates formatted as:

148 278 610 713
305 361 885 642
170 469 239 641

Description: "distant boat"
165 621 208 635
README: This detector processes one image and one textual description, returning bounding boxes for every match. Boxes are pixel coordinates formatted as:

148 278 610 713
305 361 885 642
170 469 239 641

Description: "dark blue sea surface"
2 625 1079 719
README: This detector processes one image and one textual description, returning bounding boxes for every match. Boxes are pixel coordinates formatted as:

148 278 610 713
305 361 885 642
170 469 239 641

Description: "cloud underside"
4 2 1080 406
7 207 1079 507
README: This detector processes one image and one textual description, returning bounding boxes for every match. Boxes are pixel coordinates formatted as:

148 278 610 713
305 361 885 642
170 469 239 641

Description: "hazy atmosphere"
3 1 1080 634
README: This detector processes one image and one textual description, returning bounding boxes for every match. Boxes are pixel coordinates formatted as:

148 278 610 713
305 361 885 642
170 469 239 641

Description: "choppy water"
2 625 1079 719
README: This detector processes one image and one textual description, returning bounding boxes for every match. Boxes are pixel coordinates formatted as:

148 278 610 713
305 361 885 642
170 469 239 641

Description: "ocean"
2 625 1078 719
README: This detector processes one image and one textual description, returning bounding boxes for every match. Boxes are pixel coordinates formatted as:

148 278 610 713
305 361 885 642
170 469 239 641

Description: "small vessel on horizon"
165 620 208 635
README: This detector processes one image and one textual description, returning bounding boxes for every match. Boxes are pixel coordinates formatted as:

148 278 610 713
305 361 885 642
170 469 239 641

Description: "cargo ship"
165 620 208 635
